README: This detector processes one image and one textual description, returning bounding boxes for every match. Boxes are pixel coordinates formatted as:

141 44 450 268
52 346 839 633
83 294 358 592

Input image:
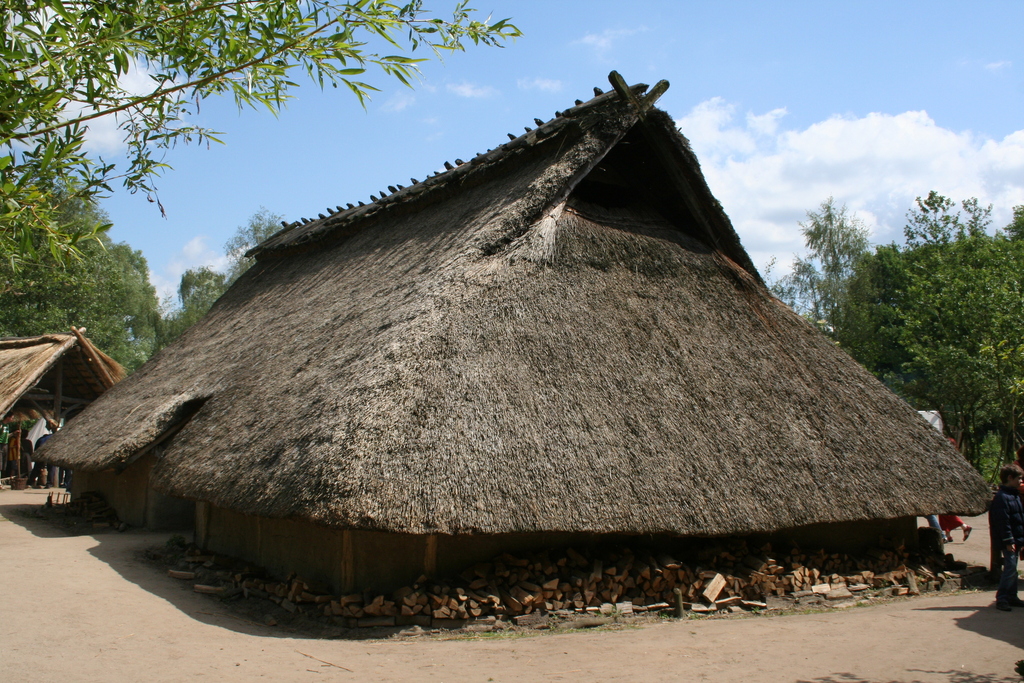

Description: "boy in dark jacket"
989 463 1024 611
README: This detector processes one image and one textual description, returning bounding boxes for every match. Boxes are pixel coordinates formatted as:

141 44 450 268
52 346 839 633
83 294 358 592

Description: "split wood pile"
65 491 120 528
171 538 974 628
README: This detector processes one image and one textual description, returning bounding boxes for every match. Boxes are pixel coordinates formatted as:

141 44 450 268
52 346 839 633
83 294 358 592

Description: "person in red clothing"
938 514 971 542
933 436 971 542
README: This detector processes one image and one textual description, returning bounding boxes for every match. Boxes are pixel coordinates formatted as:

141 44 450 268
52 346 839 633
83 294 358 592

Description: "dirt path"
1 488 1021 683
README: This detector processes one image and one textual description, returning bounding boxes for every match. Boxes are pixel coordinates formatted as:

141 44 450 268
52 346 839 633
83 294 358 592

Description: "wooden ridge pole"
71 326 116 388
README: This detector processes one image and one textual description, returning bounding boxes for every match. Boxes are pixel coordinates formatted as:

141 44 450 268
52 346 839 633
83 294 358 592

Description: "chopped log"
168 570 196 580
193 584 224 595
702 573 727 603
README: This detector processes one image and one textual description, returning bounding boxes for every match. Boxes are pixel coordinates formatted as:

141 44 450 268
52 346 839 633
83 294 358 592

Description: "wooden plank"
701 573 727 603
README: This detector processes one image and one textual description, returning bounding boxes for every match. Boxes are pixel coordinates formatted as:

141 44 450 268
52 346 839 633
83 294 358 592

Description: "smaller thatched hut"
0 329 191 528
0 327 124 425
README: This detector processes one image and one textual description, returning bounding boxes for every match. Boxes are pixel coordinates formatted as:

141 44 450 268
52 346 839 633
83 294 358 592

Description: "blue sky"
88 1 1024 303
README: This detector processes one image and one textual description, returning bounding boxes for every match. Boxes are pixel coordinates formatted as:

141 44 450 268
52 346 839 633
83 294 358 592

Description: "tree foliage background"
0 194 159 370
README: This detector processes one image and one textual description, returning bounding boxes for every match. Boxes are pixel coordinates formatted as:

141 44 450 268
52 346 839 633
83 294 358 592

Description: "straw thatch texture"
41 82 990 537
0 331 125 422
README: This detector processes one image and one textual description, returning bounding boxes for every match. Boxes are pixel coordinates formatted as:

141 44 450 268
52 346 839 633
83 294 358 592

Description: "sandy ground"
1 488 1022 683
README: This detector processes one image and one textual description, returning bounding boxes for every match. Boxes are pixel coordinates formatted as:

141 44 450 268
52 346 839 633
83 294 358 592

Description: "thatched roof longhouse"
0 328 125 423
41 74 990 537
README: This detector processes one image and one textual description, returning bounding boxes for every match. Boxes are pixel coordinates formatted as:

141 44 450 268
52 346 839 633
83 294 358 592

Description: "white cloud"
572 28 642 56
517 77 563 93
381 91 416 113
985 60 1011 71
674 99 1024 275
151 236 230 306
746 107 788 137
446 82 499 99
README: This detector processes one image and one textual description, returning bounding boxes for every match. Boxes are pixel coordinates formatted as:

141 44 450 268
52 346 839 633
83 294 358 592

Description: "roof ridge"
0 333 76 349
248 78 655 258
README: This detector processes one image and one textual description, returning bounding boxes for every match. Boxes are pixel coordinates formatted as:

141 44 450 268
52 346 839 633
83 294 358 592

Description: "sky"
87 0 1024 303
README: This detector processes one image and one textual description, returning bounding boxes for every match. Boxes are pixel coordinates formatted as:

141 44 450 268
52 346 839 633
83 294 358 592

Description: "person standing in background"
989 463 1024 611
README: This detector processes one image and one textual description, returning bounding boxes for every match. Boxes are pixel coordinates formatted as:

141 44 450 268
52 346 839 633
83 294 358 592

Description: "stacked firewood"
66 491 120 528
172 537 969 627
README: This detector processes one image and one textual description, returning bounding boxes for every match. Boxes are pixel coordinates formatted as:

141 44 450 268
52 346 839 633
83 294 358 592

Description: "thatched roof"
0 328 125 423
41 75 990 536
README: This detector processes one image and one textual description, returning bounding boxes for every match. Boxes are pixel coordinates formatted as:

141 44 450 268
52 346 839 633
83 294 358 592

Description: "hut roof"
41 75 990 536
0 328 125 423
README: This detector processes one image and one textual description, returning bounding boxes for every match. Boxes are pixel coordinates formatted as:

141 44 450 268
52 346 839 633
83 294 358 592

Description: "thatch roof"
41 75 990 537
0 328 125 423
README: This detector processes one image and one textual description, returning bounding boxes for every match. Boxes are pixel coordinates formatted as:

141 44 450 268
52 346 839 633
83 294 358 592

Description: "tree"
156 266 228 349
0 195 160 370
1004 205 1024 241
772 197 869 337
1 1 520 266
832 243 914 378
904 190 991 246
224 207 284 284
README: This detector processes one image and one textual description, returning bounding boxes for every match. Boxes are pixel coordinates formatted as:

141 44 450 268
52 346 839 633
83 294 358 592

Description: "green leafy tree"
773 197 870 337
0 196 160 370
1004 205 1024 241
833 243 914 378
224 207 284 284
903 191 991 246
1 1 520 266
156 266 228 349
895 197 1024 465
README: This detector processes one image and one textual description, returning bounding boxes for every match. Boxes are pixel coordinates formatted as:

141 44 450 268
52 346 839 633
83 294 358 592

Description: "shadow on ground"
798 672 1020 683
912 598 1024 652
0 494 360 640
